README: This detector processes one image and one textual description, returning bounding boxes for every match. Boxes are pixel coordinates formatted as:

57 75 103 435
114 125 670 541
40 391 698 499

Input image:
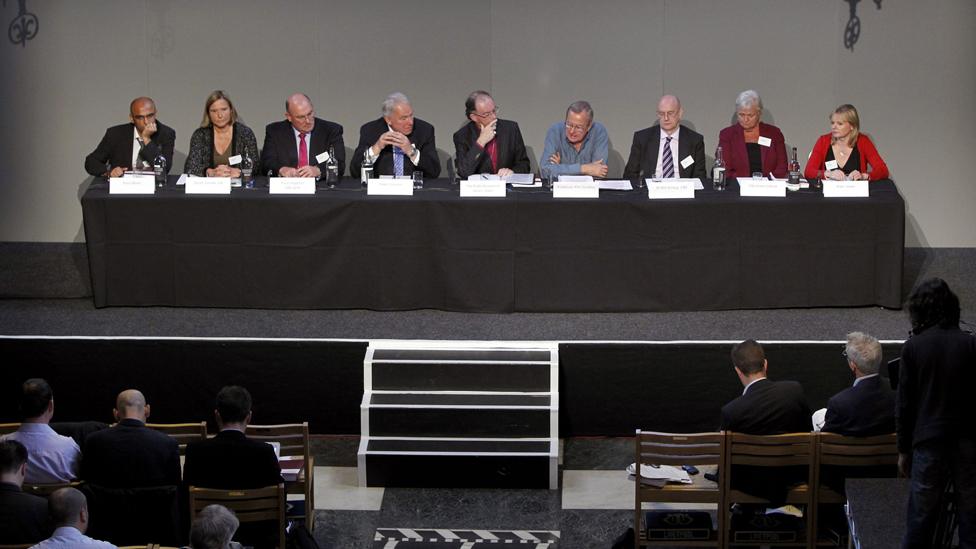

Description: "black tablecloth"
81 177 905 312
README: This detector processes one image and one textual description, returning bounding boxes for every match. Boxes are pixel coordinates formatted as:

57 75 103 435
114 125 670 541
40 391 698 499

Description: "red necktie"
486 138 498 173
298 132 308 168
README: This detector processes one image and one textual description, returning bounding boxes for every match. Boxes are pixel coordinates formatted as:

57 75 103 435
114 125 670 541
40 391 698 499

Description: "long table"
81 177 905 312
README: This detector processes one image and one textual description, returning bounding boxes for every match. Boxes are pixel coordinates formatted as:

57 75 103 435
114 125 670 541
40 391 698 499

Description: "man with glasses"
453 90 530 179
540 100 609 180
623 94 705 181
261 93 345 178
84 96 175 178
351 92 441 179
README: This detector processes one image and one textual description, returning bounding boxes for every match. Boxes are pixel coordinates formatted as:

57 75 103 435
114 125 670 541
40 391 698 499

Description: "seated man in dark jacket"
0 440 52 544
184 386 282 549
822 332 896 436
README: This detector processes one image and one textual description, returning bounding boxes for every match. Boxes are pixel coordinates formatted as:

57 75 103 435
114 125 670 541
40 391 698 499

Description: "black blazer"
260 118 345 177
81 418 181 488
84 122 176 177
452 119 531 178
183 429 282 490
351 117 441 178
0 482 51 544
721 378 811 434
622 124 706 180
823 375 896 437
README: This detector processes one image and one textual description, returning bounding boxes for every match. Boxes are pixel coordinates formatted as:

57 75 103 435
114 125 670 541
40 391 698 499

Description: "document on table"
599 180 633 191
505 173 537 186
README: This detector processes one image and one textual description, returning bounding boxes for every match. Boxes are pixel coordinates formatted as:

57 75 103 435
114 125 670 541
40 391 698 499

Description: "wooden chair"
634 430 727 548
723 432 817 549
815 432 898 546
0 422 20 435
247 422 315 531
189 484 286 549
0 544 34 549
146 422 207 455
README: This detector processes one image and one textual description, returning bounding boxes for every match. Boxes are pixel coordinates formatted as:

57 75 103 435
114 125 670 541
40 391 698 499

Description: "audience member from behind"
189 504 243 549
184 90 261 178
30 486 116 549
1 378 81 484
721 339 811 504
816 332 895 436
898 278 975 548
81 389 180 487
803 104 889 182
183 385 282 490
0 440 52 544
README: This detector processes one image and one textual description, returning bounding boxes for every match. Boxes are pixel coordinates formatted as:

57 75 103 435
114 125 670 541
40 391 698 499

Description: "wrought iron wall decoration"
6 0 37 47
845 0 883 51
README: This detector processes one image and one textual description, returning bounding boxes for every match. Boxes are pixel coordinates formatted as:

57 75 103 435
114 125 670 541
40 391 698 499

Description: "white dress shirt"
30 526 117 549
2 423 81 484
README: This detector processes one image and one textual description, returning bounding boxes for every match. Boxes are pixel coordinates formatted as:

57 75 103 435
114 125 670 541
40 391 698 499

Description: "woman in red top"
804 104 889 181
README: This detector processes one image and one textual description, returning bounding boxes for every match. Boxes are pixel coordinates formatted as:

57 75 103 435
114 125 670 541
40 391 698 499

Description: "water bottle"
241 150 254 189
325 146 339 187
153 152 167 188
361 150 373 188
788 146 801 187
712 146 726 191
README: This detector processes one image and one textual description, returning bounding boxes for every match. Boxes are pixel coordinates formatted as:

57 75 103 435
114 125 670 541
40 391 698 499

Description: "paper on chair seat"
626 462 692 483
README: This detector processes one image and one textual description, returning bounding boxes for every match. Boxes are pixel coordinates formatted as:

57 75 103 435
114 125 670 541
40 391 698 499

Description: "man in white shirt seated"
1 379 80 484
29 487 116 549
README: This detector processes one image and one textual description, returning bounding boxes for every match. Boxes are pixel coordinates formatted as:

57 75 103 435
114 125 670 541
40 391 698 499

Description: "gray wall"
1 0 973 246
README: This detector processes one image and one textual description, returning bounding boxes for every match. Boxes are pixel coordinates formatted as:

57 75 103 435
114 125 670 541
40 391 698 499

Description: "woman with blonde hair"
184 90 259 177
804 104 888 181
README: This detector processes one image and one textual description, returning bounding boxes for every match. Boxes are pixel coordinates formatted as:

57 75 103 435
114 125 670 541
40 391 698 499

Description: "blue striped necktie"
662 136 675 178
393 146 404 177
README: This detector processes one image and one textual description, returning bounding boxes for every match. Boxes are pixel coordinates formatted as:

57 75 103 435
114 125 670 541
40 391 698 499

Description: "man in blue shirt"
540 100 609 180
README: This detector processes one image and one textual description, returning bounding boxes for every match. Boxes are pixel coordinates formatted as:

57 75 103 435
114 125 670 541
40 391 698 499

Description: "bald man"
80 390 180 488
261 93 345 179
84 96 176 178
623 94 706 181
32 487 116 549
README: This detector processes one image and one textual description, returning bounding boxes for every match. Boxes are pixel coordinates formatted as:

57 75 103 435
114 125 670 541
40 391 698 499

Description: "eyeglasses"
472 107 498 119
291 111 315 121
657 110 678 119
841 349 848 359
565 122 588 132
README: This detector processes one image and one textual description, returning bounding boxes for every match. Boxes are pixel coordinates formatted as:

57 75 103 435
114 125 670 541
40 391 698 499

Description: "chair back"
84 484 180 546
146 422 207 455
189 484 286 549
817 432 898 467
24 480 84 497
634 430 726 548
247 422 314 530
0 422 20 435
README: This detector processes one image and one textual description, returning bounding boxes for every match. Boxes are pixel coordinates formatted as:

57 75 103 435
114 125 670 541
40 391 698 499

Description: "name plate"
460 179 506 197
367 178 413 196
186 176 231 194
647 179 695 199
823 179 869 197
109 174 155 194
553 179 599 198
269 177 315 195
739 179 786 197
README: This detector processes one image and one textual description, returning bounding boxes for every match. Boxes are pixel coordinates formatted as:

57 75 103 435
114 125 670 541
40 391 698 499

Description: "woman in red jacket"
804 104 889 181
717 89 788 179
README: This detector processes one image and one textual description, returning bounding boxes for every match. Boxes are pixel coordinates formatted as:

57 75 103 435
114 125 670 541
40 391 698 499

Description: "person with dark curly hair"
897 277 976 548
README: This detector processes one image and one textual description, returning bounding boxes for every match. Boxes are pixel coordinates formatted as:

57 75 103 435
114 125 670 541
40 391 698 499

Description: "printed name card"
186 176 231 194
269 177 315 194
315 151 331 164
823 180 869 198
757 136 772 147
647 179 695 199
739 179 786 197
228 155 242 166
460 179 506 197
553 176 598 198
109 174 155 194
367 178 413 196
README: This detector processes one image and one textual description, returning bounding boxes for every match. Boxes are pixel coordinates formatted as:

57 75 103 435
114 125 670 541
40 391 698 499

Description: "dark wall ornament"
844 0 883 51
5 0 37 47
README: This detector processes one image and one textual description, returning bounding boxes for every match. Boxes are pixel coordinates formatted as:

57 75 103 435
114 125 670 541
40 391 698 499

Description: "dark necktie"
662 136 675 178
